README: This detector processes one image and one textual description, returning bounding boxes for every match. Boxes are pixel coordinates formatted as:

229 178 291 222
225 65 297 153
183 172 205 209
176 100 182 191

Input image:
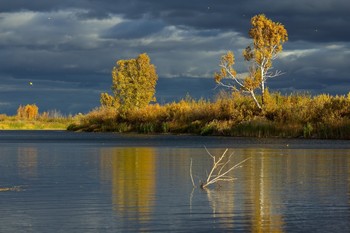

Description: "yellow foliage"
126 104 168 123
17 104 39 120
111 53 158 111
247 14 288 64
244 14 288 105
72 90 350 138
215 51 237 84
215 14 288 109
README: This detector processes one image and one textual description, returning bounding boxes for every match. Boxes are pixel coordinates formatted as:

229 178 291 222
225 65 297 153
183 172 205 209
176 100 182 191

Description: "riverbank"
0 115 75 130
67 93 350 139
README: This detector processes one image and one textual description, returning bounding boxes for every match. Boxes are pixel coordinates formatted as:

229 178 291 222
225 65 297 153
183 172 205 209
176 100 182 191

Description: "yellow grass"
0 114 76 130
69 92 350 139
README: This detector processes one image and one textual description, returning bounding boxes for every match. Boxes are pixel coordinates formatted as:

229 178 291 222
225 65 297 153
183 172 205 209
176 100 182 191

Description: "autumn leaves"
215 14 288 109
100 53 158 112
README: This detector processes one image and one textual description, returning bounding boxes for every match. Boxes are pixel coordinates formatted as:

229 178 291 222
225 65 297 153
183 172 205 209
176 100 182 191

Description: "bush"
17 104 39 120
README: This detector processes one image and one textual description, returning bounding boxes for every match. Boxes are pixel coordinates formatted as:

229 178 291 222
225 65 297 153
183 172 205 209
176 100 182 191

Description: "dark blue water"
0 131 349 232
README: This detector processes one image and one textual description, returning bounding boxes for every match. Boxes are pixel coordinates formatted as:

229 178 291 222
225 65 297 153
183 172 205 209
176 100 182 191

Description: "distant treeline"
68 91 350 139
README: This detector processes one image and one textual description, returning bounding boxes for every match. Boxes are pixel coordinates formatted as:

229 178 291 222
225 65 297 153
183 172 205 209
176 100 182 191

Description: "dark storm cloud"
102 19 166 39
3 0 350 42
81 0 350 42
0 75 103 114
0 0 349 114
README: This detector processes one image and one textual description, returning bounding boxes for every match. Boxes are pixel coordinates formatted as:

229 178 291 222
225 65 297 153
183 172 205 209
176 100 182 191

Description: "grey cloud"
270 42 350 94
3 0 350 42
102 19 166 39
85 0 350 43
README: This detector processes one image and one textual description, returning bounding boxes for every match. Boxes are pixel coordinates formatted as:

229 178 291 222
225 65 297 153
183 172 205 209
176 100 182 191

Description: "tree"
215 14 288 109
17 104 39 120
101 53 158 110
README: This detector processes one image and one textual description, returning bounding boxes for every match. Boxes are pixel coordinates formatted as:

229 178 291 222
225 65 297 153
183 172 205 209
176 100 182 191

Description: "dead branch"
190 148 250 189
190 158 196 188
199 148 250 189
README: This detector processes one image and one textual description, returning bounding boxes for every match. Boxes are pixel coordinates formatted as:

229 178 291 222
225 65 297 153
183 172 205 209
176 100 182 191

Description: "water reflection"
201 148 350 232
17 147 38 178
97 147 350 232
201 149 285 232
0 139 349 232
205 188 235 229
243 149 285 233
100 147 156 229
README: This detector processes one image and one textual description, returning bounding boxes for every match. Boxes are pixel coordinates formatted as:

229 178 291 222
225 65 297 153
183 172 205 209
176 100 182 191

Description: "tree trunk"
250 90 262 110
261 80 265 108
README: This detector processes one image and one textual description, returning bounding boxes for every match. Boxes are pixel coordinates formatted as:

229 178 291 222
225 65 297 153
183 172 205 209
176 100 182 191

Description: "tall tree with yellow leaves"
215 14 288 109
101 53 158 111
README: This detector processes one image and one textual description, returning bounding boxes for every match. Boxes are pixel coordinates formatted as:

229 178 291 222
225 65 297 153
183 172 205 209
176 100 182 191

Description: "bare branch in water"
191 148 250 189
190 158 196 188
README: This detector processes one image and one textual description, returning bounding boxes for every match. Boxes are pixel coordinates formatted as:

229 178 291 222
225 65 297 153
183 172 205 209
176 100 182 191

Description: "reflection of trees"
240 149 285 233
97 146 350 231
100 147 156 225
242 148 350 233
227 149 284 232
203 149 284 232
17 147 38 178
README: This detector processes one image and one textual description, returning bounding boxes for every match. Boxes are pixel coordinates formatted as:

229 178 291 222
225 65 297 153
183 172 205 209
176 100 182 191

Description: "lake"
1 131 349 232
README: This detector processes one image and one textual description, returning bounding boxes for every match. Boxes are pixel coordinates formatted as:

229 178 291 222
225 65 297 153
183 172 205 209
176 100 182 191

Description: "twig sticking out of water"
190 158 196 188
190 148 250 189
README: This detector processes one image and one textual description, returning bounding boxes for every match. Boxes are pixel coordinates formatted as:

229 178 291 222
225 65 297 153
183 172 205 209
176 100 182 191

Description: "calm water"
0 131 349 232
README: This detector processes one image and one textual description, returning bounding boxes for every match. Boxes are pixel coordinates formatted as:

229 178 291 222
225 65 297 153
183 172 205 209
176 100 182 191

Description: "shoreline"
0 130 350 149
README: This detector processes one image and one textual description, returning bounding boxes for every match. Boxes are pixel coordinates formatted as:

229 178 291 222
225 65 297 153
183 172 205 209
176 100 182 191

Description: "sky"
1 0 350 115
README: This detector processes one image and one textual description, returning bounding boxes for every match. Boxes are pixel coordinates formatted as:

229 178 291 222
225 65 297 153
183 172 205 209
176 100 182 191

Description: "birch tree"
215 14 288 109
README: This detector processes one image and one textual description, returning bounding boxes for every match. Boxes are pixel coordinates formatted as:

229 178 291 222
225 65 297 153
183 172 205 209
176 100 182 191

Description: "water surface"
0 131 349 232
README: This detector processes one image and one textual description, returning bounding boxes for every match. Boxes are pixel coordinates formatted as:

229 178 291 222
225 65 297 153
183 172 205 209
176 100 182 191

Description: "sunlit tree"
17 104 39 120
215 14 288 109
100 92 119 108
102 53 158 111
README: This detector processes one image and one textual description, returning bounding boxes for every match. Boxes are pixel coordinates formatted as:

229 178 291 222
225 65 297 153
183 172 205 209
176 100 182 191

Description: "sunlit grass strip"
68 92 350 139
0 119 74 130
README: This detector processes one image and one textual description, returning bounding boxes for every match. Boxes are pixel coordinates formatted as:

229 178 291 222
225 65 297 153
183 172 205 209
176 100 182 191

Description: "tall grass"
0 111 76 130
69 92 350 139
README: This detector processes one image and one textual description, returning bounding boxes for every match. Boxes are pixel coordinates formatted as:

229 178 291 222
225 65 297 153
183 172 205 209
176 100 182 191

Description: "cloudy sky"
1 0 350 114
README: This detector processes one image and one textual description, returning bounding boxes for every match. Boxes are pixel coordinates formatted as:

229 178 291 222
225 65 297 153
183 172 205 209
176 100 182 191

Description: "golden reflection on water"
100 147 156 225
17 147 38 178
203 148 285 232
239 148 350 233
242 149 285 233
98 147 350 232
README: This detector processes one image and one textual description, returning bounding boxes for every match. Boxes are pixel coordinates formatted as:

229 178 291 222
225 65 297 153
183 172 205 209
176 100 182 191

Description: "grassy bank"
68 92 350 139
0 114 76 130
